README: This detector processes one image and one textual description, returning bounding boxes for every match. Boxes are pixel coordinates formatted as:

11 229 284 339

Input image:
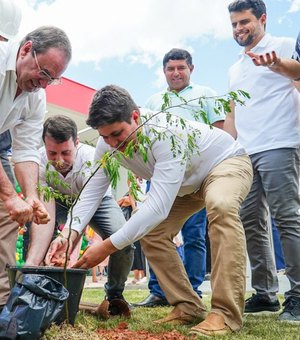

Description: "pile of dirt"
96 322 191 339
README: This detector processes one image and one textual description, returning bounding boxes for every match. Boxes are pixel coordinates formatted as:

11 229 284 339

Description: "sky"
16 0 300 107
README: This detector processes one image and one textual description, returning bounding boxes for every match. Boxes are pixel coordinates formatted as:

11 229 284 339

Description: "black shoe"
132 294 169 308
244 294 280 314
279 296 300 322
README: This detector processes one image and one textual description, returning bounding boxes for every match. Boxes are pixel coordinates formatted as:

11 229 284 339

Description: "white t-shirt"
228 34 300 155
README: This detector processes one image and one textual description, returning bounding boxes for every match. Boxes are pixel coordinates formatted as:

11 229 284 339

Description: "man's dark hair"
20 26 72 62
87 85 139 129
163 48 193 68
43 115 77 143
228 0 266 19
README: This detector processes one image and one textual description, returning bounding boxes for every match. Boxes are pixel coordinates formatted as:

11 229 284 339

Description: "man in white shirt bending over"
46 85 253 337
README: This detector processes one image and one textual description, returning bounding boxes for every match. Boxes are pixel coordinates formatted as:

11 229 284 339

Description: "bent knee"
206 197 239 219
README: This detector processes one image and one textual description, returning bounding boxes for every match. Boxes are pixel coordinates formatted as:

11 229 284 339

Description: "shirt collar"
238 33 271 56
251 33 271 52
166 83 193 95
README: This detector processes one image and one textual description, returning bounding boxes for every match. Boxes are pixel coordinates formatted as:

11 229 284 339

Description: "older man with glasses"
33 49 62 86
0 0 22 189
0 25 72 313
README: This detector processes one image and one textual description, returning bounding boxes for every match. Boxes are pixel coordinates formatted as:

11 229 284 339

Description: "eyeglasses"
33 50 62 86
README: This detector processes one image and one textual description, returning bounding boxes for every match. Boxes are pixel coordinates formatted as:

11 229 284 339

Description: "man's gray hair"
20 25 72 62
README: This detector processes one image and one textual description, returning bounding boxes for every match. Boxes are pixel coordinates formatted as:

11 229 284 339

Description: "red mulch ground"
96 322 194 339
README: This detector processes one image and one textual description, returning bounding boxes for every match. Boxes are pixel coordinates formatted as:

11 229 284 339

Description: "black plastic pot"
6 265 87 325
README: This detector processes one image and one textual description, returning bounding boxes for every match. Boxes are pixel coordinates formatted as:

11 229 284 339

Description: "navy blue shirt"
0 130 12 153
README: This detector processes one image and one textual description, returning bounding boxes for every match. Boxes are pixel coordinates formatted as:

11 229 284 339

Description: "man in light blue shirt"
146 50 224 129
134 48 225 308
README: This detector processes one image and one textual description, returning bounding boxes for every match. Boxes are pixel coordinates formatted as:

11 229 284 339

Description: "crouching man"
46 85 253 337
26 115 134 315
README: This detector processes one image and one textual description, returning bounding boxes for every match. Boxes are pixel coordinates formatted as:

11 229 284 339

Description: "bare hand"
45 235 72 266
117 196 132 207
30 198 50 224
73 242 110 269
246 50 279 67
5 195 33 225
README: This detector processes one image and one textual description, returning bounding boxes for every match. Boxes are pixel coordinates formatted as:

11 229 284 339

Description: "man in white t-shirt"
46 85 253 336
26 115 134 314
225 0 300 322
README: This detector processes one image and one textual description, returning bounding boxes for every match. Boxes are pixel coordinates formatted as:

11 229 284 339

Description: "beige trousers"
0 199 19 306
141 155 253 331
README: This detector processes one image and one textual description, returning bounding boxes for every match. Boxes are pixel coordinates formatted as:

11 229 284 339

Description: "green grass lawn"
43 289 300 339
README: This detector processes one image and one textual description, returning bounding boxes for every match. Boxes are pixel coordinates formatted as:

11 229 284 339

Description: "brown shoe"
189 312 232 337
154 306 206 325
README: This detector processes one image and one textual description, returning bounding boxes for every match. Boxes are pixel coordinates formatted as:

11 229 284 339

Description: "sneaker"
244 294 280 314
279 296 300 323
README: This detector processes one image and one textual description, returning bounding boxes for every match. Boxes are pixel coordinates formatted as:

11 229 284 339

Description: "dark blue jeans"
148 208 207 298
0 153 14 185
271 219 285 271
0 129 14 185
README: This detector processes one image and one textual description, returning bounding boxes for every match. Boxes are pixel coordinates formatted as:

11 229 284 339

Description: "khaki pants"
141 155 253 331
0 200 18 306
